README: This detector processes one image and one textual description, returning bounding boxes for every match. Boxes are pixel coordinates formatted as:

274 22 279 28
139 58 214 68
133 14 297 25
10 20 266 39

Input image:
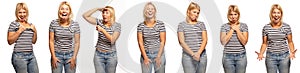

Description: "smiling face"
17 8 27 22
271 9 282 24
59 4 71 21
187 9 200 21
228 11 239 23
144 3 156 19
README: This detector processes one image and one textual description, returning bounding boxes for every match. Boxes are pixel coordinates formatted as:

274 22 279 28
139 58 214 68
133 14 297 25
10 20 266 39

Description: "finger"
255 51 259 54
294 49 297 53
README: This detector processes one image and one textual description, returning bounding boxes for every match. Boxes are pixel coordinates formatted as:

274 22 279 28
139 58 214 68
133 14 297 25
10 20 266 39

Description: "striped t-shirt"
137 20 166 52
49 19 80 52
8 21 34 52
95 19 121 51
263 23 291 53
221 22 248 54
177 21 206 52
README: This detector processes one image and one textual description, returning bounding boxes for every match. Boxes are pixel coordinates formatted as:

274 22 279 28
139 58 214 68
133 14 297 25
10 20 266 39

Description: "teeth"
62 13 68 16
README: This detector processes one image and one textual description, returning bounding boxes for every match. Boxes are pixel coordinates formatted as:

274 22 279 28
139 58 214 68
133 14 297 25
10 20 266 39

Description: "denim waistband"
267 51 289 56
13 51 34 56
224 52 246 56
55 50 73 55
145 50 159 54
96 49 116 54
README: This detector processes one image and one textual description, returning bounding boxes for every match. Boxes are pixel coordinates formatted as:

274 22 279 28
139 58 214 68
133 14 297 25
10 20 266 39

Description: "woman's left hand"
155 57 161 68
67 57 76 70
290 49 297 60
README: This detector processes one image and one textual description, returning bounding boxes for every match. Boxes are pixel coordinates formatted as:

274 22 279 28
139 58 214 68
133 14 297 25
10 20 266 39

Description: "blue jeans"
52 51 75 73
182 51 207 73
265 51 290 73
140 50 166 73
222 52 247 73
94 50 118 73
12 52 39 73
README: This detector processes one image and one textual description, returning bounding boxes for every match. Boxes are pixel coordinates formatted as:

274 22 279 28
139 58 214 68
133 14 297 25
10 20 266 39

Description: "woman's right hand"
51 57 61 69
255 51 264 61
17 25 26 33
143 57 152 68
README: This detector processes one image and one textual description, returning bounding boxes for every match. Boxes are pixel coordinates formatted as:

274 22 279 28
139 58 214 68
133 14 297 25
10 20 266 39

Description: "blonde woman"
178 2 207 73
82 6 121 73
220 5 248 73
7 2 38 73
49 1 80 73
137 2 166 73
256 4 296 73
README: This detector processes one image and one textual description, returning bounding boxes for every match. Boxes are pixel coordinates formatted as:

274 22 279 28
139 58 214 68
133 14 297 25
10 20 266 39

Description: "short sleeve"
158 22 166 32
220 24 228 32
285 24 292 35
8 21 18 32
73 22 80 34
241 23 248 32
177 23 184 32
137 23 143 32
114 23 121 32
200 22 206 31
262 25 268 36
49 20 56 32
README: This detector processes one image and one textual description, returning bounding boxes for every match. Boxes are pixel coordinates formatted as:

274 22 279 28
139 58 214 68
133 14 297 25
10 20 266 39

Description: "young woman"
256 4 296 73
220 5 248 73
177 2 207 73
82 6 121 73
137 2 166 73
7 2 39 73
49 1 80 73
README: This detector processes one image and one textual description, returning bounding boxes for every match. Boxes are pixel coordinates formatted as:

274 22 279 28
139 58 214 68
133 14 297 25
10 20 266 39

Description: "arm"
157 32 166 58
196 31 207 56
137 32 148 60
82 8 102 25
235 30 248 45
178 32 194 56
257 36 268 61
220 29 234 45
72 33 80 59
7 25 25 45
31 24 37 44
96 25 120 43
49 32 56 59
287 34 296 59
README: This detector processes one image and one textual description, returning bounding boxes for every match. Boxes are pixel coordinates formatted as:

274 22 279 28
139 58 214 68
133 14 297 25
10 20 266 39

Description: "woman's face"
144 4 156 19
17 8 27 22
59 4 70 21
102 9 111 23
228 11 239 23
188 9 200 21
271 9 281 24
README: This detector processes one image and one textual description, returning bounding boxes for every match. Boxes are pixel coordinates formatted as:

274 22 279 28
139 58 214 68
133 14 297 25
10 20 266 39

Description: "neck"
230 21 238 25
186 18 197 24
272 22 281 27
104 21 112 26
60 19 69 26
145 18 155 25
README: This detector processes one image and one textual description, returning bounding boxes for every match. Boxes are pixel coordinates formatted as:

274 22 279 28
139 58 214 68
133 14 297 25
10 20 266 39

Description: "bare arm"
220 29 234 45
157 32 166 58
96 26 120 43
196 31 207 55
137 32 148 60
49 32 56 58
235 30 248 45
32 25 37 44
72 34 80 59
82 8 102 25
178 32 194 56
7 26 25 45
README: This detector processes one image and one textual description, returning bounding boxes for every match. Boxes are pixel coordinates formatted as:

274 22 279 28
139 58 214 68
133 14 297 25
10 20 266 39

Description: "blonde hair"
15 2 29 22
227 5 240 23
143 2 157 20
269 4 283 23
102 6 116 23
57 1 73 23
186 2 200 21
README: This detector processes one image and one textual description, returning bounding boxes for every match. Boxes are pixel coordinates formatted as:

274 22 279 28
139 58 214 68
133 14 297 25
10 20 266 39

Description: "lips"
62 13 68 16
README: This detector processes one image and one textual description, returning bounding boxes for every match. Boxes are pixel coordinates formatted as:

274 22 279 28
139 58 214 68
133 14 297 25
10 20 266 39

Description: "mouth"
62 13 68 16
18 16 26 20
274 17 280 20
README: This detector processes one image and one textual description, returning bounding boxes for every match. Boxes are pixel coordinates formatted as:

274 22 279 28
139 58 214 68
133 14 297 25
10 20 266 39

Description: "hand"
192 52 200 61
231 25 240 31
143 57 152 68
290 49 297 60
30 24 37 32
154 57 161 68
96 25 104 32
67 57 76 70
255 51 264 61
51 57 61 69
17 25 26 33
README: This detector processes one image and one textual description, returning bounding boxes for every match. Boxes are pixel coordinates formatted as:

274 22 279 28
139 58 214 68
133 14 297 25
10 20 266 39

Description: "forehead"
146 4 155 9
60 4 69 8
272 8 281 12
18 8 26 12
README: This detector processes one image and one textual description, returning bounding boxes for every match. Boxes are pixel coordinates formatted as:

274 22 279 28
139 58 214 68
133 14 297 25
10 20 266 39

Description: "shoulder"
282 22 290 27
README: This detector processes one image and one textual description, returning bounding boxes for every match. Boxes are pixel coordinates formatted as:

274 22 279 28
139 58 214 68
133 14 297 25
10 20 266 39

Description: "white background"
0 0 300 73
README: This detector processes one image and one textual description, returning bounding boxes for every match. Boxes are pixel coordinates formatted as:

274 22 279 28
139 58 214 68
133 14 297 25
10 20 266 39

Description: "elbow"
7 39 13 45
